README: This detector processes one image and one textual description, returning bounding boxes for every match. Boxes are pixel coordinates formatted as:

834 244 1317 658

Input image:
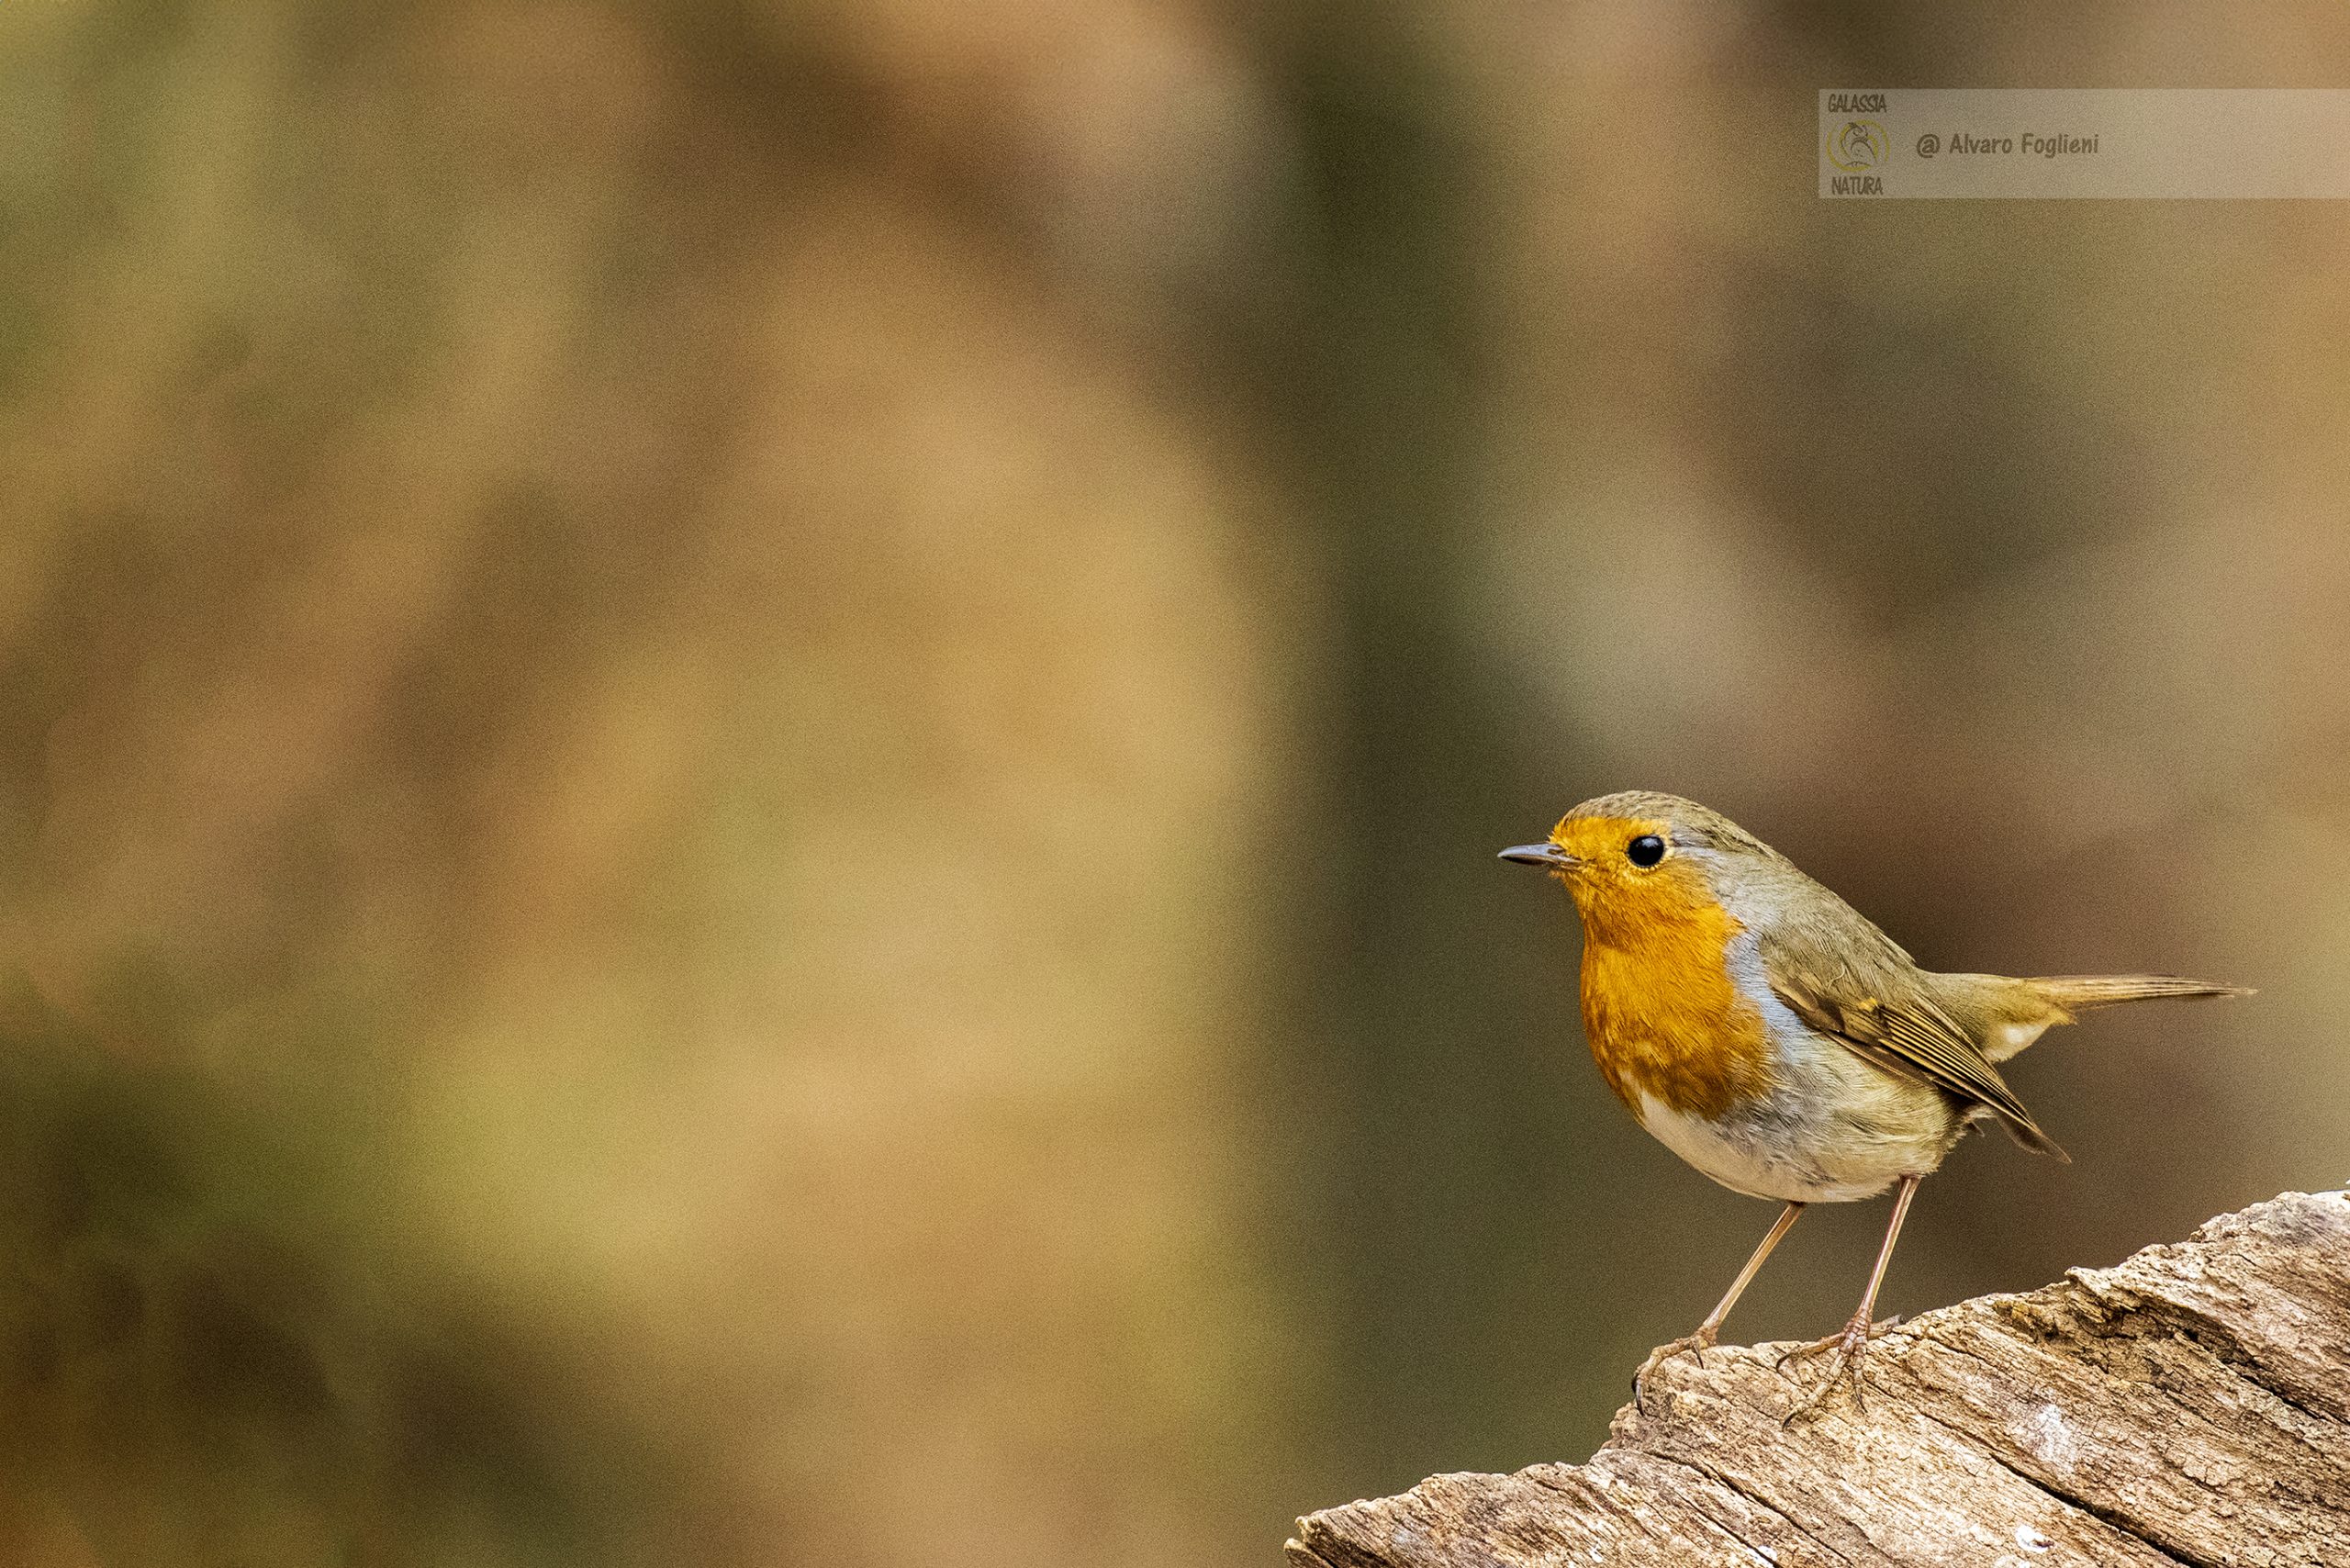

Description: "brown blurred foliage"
1 3 2347 1565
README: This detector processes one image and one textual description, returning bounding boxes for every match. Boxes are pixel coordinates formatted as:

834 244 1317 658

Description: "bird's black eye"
1627 834 1666 868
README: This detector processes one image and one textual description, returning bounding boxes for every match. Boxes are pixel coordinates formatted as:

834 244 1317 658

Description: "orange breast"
1575 865 1774 1121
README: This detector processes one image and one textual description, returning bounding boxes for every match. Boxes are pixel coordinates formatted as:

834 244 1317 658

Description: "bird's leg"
1782 1175 1919 1423
1634 1201 1803 1413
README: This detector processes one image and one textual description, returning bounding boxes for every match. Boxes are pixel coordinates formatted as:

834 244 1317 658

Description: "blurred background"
3 2 2347 1563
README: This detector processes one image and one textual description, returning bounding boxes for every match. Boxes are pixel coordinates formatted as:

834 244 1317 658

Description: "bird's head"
1499 790 1781 936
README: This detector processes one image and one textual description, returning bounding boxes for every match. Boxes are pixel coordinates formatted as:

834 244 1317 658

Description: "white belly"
1634 1092 1918 1204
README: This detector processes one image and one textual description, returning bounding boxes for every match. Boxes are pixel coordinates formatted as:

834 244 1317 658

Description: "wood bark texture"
1288 1190 2350 1568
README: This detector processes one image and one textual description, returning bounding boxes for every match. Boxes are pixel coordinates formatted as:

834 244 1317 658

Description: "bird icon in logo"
1829 119 1888 171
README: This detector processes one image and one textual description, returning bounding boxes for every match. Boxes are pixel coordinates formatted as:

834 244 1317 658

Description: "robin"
1500 790 2245 1417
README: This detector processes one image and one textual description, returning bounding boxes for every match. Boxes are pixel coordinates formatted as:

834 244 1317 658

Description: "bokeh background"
4 3 2348 1563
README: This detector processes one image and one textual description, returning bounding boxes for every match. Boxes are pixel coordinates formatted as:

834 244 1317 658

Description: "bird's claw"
1774 1314 1900 1371
1632 1327 1718 1416
1778 1315 1900 1425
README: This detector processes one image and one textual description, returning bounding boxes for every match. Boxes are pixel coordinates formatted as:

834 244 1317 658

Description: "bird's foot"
1633 1326 1719 1415
1777 1313 1901 1425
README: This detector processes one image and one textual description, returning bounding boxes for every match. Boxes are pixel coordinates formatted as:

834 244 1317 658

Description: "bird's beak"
1498 843 1576 869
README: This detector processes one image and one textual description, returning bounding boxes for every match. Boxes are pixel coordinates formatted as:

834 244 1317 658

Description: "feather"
2027 974 2252 1011
1765 948 2068 1161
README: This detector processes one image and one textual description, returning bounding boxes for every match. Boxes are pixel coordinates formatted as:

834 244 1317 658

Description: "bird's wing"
1762 931 2066 1160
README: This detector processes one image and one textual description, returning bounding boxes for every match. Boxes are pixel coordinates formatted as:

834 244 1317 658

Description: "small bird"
1500 790 2245 1417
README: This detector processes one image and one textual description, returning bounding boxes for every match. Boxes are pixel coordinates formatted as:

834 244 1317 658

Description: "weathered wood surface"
1288 1191 2350 1568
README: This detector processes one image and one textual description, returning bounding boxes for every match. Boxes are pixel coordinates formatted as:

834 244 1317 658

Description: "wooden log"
1288 1190 2350 1568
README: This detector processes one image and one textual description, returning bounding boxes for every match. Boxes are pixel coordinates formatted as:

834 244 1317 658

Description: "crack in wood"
1632 1450 1859 1568
1900 1398 2205 1568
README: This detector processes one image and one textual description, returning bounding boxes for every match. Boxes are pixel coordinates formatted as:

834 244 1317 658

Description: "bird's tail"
2025 974 2252 1014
